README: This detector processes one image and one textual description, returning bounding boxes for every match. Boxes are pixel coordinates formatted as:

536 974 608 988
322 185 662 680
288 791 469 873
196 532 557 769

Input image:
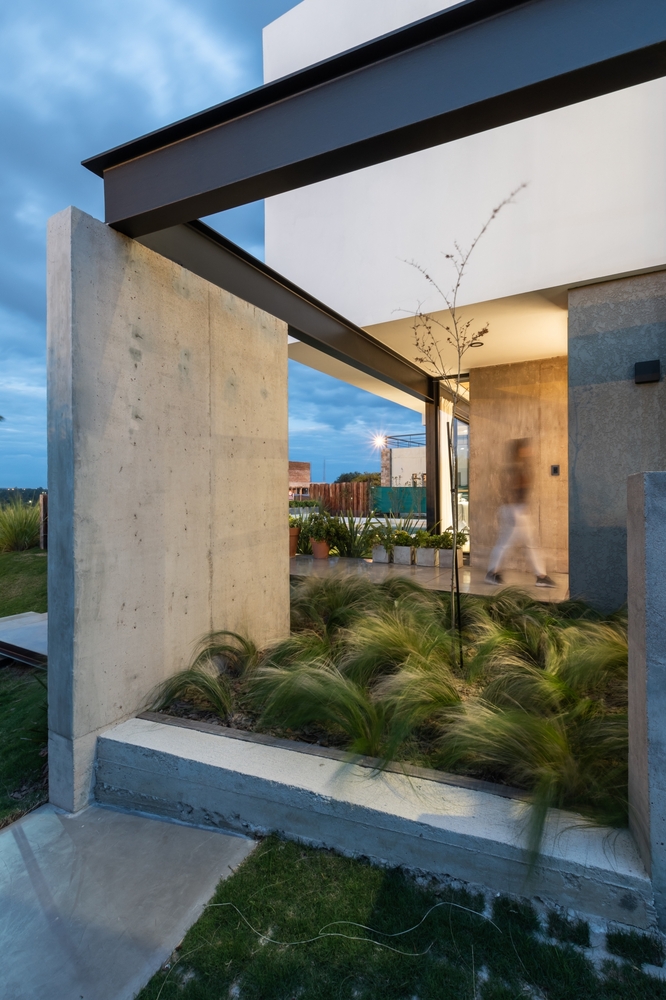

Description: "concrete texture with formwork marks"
95 715 655 929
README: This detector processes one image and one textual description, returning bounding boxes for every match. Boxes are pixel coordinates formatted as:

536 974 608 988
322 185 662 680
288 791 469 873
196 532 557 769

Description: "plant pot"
437 548 463 569
289 526 300 558
311 539 330 559
372 545 391 563
415 547 438 567
393 545 414 565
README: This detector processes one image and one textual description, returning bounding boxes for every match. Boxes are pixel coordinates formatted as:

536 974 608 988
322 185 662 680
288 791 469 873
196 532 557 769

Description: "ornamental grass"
151 577 628 849
0 498 40 552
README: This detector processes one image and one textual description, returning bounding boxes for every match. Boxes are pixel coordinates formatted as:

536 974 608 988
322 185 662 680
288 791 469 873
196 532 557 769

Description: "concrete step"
95 715 655 929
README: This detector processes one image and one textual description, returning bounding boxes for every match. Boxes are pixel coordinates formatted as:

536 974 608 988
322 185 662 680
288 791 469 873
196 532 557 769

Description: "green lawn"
0 550 47 618
0 550 48 827
138 837 665 1000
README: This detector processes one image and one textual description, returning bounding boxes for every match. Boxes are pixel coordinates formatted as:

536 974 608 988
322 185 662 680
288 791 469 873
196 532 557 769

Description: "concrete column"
47 207 289 812
569 272 666 610
627 471 666 928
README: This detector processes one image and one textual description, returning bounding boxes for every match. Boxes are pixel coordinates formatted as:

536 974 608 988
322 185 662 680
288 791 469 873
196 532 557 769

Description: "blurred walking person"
485 438 555 588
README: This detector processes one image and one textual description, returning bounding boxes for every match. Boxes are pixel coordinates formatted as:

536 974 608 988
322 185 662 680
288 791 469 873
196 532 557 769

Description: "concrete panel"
46 207 289 812
569 272 666 609
96 717 655 929
627 472 666 930
469 357 568 575
0 804 253 1000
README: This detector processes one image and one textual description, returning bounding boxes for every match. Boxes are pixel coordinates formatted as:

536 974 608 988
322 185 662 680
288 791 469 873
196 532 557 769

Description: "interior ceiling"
289 287 568 413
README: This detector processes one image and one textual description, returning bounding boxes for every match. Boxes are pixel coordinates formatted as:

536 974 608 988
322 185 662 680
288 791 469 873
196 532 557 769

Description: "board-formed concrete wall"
469 357 568 576
569 271 666 610
47 207 289 812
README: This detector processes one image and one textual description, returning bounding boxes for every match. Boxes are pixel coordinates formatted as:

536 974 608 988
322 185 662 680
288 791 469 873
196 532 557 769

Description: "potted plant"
289 515 301 558
393 529 415 565
371 519 393 563
435 528 467 570
414 529 439 567
309 513 333 559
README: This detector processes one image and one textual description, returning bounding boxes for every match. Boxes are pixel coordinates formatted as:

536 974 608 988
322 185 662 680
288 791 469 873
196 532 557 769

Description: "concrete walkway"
0 804 254 1000
291 556 570 602
0 611 47 666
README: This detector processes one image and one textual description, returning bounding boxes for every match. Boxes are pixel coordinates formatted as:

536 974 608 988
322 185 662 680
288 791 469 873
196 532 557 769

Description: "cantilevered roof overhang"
85 0 666 238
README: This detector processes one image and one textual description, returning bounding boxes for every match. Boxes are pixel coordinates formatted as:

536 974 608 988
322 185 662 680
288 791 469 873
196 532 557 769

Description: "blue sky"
0 0 422 487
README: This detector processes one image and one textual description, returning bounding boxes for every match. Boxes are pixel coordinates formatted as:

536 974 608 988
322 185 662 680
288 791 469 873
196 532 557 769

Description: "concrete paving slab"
290 556 570 601
97 716 654 929
0 803 254 1000
0 612 48 666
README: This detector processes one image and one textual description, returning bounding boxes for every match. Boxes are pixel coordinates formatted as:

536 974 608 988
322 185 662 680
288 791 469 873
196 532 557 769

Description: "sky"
0 0 423 488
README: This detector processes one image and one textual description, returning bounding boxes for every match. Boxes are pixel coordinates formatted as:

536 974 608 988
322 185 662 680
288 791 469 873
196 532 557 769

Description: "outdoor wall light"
551 465 560 476
635 359 660 384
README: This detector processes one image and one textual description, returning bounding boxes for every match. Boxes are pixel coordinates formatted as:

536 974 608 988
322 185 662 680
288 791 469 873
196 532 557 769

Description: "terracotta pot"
289 526 300 558
310 538 330 559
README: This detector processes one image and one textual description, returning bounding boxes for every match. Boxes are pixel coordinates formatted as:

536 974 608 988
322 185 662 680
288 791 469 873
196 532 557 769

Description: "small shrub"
492 896 540 935
606 928 664 967
0 499 40 552
547 910 590 947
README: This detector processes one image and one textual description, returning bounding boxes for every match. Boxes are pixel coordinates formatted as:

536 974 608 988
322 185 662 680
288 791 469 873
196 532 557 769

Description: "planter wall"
393 545 414 565
289 527 300 558
438 548 463 569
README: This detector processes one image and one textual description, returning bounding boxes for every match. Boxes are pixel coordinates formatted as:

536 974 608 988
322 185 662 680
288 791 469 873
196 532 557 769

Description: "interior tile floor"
0 804 254 1000
290 555 570 602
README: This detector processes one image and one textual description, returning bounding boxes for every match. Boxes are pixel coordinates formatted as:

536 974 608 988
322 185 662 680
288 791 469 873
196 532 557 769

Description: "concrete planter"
437 548 463 569
393 545 414 565
415 547 438 567
310 539 330 559
372 545 391 563
289 526 300 558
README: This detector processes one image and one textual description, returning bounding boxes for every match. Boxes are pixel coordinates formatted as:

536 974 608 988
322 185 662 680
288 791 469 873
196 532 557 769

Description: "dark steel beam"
137 221 433 403
83 0 666 237
425 381 441 530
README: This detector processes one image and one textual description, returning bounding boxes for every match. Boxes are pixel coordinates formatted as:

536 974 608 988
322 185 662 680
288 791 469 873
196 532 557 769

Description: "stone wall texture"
469 357 568 575
569 271 666 610
47 207 289 811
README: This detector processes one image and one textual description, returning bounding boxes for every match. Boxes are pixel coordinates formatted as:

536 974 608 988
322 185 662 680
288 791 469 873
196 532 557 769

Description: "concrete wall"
569 272 666 610
47 207 289 812
627 472 666 930
469 358 568 575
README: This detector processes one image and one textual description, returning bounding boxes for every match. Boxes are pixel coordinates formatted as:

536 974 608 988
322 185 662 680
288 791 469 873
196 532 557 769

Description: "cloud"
0 0 246 121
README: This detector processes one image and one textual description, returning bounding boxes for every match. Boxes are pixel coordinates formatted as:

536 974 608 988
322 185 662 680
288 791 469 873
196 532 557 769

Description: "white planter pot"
437 548 463 569
393 545 414 565
415 548 438 567
372 545 391 564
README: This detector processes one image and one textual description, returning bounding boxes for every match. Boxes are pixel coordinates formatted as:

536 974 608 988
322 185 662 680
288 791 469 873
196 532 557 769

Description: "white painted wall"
264 2 666 328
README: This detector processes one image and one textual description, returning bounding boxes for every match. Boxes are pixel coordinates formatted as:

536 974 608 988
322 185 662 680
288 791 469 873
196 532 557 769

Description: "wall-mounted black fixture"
635 360 661 384
551 465 560 476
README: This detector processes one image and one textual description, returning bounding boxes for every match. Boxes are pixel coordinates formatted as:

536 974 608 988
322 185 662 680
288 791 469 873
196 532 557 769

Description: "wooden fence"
309 482 370 516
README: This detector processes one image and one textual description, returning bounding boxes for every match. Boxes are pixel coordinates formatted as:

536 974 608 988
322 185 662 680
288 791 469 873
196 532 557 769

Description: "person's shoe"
536 575 556 588
485 571 503 585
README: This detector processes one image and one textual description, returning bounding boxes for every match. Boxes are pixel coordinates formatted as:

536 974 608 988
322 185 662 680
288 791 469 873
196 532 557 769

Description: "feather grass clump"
0 499 40 552
151 575 629 848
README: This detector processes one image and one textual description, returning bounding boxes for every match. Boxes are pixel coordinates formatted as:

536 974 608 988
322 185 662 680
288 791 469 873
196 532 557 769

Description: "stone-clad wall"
569 271 666 610
47 207 289 812
469 357 568 576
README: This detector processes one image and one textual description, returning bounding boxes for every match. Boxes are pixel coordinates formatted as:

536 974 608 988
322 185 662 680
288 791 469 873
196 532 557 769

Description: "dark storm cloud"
0 0 421 486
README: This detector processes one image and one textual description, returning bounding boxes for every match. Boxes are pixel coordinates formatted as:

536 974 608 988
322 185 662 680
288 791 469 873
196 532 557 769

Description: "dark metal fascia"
136 221 433 403
81 0 534 177
83 0 666 236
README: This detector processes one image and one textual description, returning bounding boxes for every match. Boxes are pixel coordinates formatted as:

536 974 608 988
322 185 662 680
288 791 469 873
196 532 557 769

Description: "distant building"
289 461 311 498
